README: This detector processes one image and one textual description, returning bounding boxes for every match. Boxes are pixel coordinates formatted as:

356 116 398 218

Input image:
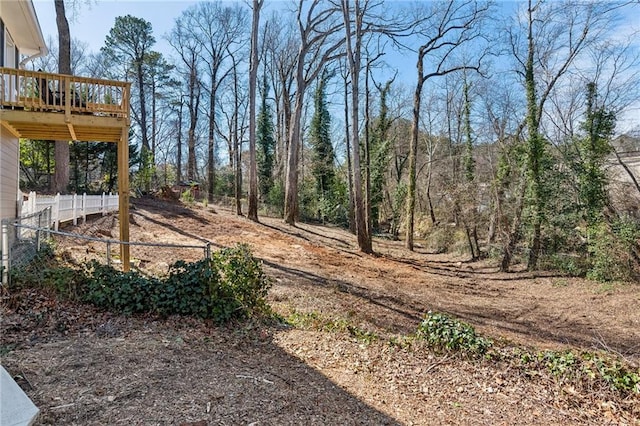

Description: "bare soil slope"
2 197 639 425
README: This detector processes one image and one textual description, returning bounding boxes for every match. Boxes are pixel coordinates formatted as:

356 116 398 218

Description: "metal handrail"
12 222 212 267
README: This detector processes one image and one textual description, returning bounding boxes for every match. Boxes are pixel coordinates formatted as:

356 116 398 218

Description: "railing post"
205 242 211 260
82 193 87 224
72 193 78 226
29 191 36 216
64 75 71 117
54 193 60 231
106 241 111 266
1 221 9 286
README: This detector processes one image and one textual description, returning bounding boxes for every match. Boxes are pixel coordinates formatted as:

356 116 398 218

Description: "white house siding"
0 126 19 220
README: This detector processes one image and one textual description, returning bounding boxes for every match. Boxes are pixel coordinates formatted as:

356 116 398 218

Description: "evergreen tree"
309 70 335 197
257 72 276 201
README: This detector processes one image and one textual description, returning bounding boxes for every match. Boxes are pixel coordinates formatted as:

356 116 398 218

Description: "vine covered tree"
257 73 276 201
577 82 615 227
309 69 335 199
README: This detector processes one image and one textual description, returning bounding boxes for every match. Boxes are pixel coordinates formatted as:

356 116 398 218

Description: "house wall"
0 126 20 220
1 17 20 220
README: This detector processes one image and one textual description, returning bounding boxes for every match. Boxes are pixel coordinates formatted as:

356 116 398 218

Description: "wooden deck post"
118 126 130 271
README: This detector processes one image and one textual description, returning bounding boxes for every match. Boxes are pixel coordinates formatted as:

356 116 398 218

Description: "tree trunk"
525 0 543 271
283 64 305 225
343 71 355 234
52 0 70 194
364 60 372 238
176 100 183 184
207 67 218 203
342 0 372 253
247 0 262 222
501 174 526 271
405 50 424 251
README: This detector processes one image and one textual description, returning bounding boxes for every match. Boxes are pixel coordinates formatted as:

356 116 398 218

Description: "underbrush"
284 308 639 396
286 310 379 344
10 243 272 323
413 311 639 396
416 311 492 356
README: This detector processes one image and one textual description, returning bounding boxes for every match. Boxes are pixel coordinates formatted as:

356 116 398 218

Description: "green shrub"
424 226 467 254
76 244 271 323
180 188 195 204
416 311 492 356
522 349 640 394
82 260 158 314
156 258 217 318
587 218 640 282
211 244 272 322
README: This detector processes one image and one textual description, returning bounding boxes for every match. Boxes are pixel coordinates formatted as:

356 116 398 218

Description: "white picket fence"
20 191 119 230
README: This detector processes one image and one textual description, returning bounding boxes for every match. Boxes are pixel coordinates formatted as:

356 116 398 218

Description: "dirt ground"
2 196 639 425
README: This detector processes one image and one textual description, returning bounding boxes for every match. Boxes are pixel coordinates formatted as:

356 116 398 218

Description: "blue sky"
30 1 517 98
33 0 201 53
31 0 639 132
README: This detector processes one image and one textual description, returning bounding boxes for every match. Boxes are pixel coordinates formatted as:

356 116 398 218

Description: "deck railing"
0 67 130 119
20 191 119 230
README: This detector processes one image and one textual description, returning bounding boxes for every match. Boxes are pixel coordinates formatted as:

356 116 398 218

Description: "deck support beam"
118 126 130 271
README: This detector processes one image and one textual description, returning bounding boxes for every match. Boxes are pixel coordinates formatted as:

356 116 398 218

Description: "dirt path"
2 197 639 425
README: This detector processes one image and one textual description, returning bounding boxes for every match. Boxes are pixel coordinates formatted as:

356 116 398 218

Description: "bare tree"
262 13 298 186
404 0 489 251
247 0 264 221
189 2 248 202
341 0 372 252
501 0 626 270
283 0 344 225
168 14 202 182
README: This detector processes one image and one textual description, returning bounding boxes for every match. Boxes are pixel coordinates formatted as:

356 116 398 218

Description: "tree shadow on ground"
2 323 401 425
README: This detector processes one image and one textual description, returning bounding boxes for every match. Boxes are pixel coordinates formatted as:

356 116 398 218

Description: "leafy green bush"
76 244 271 323
180 188 195 204
211 244 272 322
156 258 217 318
587 218 640 282
580 352 640 393
82 260 158 314
416 311 492 356
519 349 640 394
423 226 468 254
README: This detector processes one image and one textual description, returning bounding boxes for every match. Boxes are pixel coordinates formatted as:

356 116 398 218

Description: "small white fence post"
1 221 9 286
82 193 87 224
72 194 78 226
102 192 106 216
54 193 60 231
29 191 37 216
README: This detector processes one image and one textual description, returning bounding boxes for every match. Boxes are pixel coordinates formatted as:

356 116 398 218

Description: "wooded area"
22 0 640 279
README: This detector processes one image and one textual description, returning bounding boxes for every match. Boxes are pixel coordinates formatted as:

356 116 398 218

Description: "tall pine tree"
257 72 276 201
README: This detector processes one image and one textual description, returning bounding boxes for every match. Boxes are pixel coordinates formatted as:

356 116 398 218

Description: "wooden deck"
0 68 130 143
0 67 132 271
